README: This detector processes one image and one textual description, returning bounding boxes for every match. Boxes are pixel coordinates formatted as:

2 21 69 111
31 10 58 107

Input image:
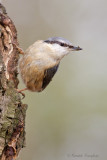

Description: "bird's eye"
60 43 64 46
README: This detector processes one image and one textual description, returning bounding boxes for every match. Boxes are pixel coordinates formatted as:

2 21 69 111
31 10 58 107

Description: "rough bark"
0 4 27 160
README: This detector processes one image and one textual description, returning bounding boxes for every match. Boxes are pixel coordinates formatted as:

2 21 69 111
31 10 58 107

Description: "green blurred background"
2 0 107 160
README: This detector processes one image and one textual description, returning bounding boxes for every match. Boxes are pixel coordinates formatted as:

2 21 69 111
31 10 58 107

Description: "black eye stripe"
44 40 73 48
60 43 64 46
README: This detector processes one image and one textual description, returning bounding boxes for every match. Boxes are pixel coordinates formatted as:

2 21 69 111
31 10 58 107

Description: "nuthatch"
18 37 82 92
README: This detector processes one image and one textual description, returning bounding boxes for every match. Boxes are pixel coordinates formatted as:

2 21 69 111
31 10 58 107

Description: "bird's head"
44 37 82 60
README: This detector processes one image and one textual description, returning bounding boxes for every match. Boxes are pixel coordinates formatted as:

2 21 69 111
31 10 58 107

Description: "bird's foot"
12 42 25 55
17 88 28 99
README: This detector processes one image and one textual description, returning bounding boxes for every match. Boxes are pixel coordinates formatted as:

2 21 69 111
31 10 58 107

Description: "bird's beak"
70 45 82 51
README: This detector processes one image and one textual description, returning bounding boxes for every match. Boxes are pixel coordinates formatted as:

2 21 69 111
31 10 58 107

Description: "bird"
17 37 82 92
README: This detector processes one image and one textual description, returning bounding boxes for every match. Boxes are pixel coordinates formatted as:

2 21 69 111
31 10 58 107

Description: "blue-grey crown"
44 37 72 45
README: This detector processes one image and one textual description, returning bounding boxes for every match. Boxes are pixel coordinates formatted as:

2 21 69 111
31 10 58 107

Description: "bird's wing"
42 63 59 90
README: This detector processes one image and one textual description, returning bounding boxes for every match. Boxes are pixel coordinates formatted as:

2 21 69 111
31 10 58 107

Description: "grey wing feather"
42 64 59 90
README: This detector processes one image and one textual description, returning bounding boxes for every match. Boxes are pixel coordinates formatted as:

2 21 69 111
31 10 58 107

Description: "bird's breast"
19 51 59 92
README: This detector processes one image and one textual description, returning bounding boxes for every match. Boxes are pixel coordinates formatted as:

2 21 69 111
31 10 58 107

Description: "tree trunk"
0 3 27 160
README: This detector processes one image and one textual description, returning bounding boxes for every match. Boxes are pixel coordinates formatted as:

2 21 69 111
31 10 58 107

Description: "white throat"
51 44 69 60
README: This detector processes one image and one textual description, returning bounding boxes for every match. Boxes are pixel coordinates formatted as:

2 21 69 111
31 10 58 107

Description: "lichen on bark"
0 3 27 160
